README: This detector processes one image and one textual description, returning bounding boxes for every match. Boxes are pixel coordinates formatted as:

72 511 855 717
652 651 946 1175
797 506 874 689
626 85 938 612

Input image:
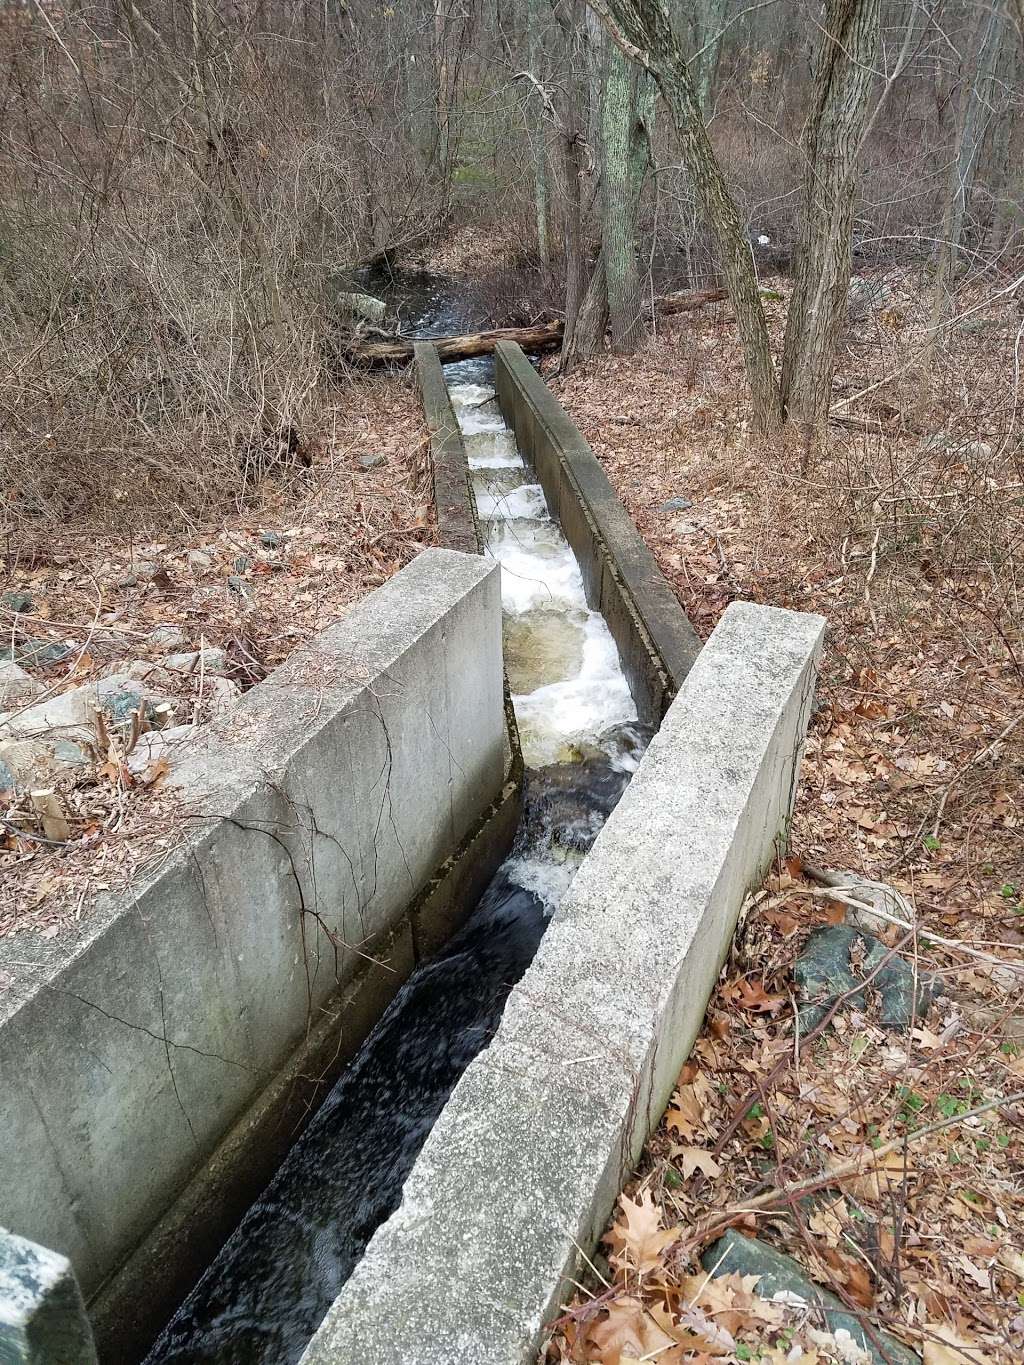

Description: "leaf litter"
1 375 433 938
544 275 1023 1364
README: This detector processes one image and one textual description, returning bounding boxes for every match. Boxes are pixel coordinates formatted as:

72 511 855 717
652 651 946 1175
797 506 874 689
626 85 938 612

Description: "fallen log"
337 321 564 365
335 287 730 366
657 286 728 315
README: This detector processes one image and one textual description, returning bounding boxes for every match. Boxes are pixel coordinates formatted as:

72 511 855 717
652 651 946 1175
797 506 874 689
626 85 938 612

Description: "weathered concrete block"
301 599 825 1365
0 1228 97 1364
0 549 506 1346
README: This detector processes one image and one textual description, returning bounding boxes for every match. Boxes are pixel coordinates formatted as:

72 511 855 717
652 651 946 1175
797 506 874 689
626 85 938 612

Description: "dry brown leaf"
606 1190 680 1274
675 1146 723 1179
922 1323 994 1365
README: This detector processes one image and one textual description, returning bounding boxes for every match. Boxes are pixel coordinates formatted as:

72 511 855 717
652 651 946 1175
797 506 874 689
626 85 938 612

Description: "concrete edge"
300 600 826 1365
493 341 703 723
87 919 414 1361
413 339 525 817
414 342 480 555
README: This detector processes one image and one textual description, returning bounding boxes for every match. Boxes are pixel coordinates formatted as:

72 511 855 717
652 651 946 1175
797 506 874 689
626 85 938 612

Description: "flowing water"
142 283 648 1364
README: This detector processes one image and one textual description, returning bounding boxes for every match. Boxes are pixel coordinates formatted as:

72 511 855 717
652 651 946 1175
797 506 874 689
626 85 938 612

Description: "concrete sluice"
140 370 648 1361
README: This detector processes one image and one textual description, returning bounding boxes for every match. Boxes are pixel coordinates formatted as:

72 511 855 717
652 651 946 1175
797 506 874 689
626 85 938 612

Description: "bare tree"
779 0 881 427
928 0 1004 324
588 0 782 432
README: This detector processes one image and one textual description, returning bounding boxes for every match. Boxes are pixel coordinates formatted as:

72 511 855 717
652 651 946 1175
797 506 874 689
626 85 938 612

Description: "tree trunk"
589 0 782 434
527 0 552 277
602 44 648 351
694 0 728 118
929 2 1003 321
779 0 881 428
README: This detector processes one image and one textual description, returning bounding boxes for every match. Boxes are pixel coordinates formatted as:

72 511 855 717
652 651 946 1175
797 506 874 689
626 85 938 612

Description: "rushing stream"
142 285 647 1364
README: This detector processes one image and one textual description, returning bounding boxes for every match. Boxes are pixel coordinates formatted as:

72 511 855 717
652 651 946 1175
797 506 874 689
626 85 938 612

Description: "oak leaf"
606 1190 680 1273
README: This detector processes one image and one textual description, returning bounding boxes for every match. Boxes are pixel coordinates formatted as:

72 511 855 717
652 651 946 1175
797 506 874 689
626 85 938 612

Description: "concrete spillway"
138 370 647 1362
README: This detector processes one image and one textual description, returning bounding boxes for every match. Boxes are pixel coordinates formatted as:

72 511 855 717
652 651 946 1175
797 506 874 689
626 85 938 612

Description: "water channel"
142 281 649 1363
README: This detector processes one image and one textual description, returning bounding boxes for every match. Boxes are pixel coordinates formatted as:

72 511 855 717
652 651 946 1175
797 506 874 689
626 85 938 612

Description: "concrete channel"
0 550 520 1360
2 339 824 1364
298 349 825 1361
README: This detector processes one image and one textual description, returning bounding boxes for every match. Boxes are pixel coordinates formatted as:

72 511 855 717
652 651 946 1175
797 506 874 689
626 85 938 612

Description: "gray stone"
0 664 42 711
227 575 251 597
1 676 173 747
259 531 282 549
334 290 386 325
0 738 92 795
188 550 213 571
358 453 385 471
703 1230 920 1365
301 600 825 1365
659 496 693 513
147 626 188 652
125 725 196 778
163 648 227 676
795 924 934 1032
0 1226 98 1364
0 641 72 669
2 591 34 614
0 689 93 743
232 556 250 574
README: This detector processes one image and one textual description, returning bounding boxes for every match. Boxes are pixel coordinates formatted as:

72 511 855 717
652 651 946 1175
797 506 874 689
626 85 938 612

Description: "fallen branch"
657 286 728 315
689 1089 1024 1250
803 862 1024 974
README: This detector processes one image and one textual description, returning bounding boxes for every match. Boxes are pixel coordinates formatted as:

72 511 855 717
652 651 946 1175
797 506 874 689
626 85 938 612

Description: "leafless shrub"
0 2 446 533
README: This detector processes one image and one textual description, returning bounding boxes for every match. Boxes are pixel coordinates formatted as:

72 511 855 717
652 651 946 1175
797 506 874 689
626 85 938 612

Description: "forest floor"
544 276 1024 1365
0 376 431 938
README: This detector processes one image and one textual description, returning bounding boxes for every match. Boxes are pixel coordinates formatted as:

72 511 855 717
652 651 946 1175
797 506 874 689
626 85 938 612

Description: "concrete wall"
494 341 702 722
0 549 507 1356
301 599 826 1365
415 343 479 554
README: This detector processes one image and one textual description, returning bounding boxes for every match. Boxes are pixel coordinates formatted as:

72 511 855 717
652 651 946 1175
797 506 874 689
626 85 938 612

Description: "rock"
126 724 196 778
1 688 94 742
672 519 700 535
0 737 93 794
818 873 895 936
0 639 73 669
847 276 894 322
703 1230 921 1365
227 575 252 598
794 924 934 1032
0 662 42 710
259 531 282 549
163 647 228 675
233 556 251 574
147 625 188 651
358 453 385 471
659 496 693 513
95 674 175 733
333 290 386 325
188 550 213 571
2 590 34 613
205 676 241 715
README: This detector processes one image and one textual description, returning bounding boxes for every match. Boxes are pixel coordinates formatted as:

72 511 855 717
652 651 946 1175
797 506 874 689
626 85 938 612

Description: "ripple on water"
502 608 586 693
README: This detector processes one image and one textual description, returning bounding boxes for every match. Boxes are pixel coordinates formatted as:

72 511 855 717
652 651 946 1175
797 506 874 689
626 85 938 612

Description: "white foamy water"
447 378 638 910
474 483 548 521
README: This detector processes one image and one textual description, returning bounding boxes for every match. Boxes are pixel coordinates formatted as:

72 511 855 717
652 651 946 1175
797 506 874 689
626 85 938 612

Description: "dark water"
141 275 645 1364
142 746 641 1364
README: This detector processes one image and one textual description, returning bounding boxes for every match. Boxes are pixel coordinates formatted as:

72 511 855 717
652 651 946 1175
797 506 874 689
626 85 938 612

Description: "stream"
142 279 648 1364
